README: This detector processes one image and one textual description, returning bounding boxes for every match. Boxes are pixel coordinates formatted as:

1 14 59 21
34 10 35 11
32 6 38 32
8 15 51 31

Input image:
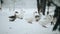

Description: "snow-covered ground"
0 0 60 34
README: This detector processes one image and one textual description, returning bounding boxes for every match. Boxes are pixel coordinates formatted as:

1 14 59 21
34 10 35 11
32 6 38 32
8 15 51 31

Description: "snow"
0 0 60 34
52 0 60 7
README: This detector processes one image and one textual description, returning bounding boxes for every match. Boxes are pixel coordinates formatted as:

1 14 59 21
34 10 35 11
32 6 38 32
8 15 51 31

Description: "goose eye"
15 11 18 13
